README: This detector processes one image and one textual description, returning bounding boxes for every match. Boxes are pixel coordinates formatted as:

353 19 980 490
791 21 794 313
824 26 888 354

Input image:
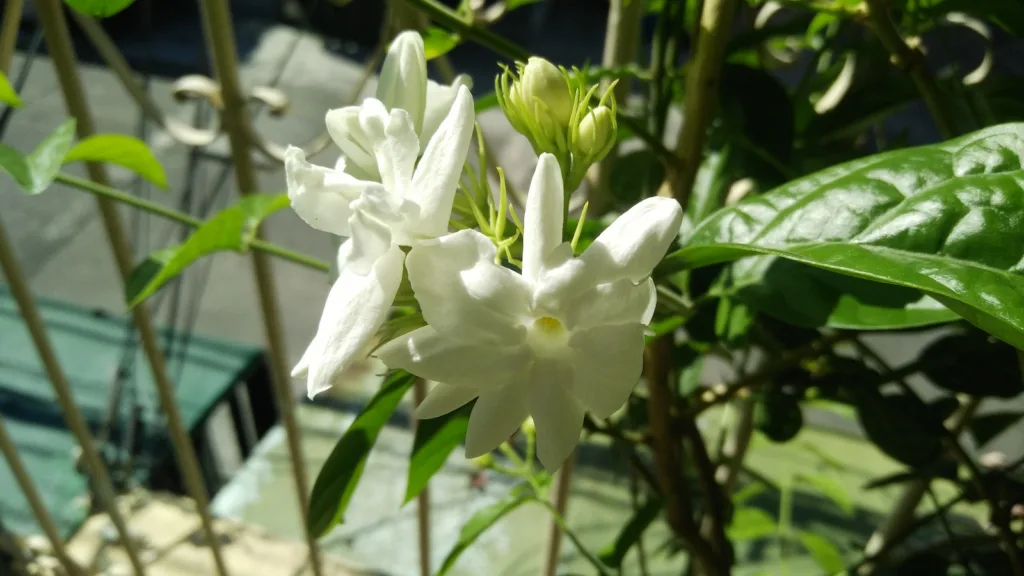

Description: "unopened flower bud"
576 105 615 159
521 416 536 436
521 57 573 128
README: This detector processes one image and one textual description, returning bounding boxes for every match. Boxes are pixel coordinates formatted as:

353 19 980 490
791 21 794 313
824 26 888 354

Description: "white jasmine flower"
287 85 476 398
376 154 683 471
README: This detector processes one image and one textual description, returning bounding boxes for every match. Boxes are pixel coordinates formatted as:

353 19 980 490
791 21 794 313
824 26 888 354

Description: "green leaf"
0 71 22 108
308 371 416 537
797 530 845 574
438 484 536 575
610 150 664 207
126 194 289 307
62 0 136 17
852 389 943 468
421 27 459 60
598 498 663 568
919 333 1023 398
64 133 168 188
0 145 31 189
404 403 471 503
794 473 853 516
25 119 77 195
727 507 778 541
732 482 766 506
660 123 1024 350
474 91 499 113
969 411 1024 447
715 296 755 346
682 144 732 241
730 256 958 330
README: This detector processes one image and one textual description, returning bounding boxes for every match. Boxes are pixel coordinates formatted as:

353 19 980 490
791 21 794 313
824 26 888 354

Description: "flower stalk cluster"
496 57 619 195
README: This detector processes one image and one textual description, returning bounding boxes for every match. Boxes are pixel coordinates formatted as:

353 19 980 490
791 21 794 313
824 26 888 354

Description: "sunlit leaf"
125 194 289 307
0 145 31 189
404 402 471 503
63 0 136 17
660 123 1024 350
0 71 22 108
794 473 853 516
308 371 416 537
797 530 845 574
421 27 459 60
438 483 536 575
64 133 168 188
25 119 77 195
727 507 777 541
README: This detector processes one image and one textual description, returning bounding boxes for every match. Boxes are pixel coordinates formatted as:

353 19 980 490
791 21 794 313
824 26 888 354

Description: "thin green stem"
402 0 529 61
55 172 332 273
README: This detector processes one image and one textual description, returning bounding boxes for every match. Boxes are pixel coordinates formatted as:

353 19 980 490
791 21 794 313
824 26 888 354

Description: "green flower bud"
521 416 536 436
575 105 615 159
520 57 574 128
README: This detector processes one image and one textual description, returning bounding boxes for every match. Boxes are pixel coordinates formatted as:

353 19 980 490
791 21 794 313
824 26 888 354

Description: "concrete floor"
1 17 1022 576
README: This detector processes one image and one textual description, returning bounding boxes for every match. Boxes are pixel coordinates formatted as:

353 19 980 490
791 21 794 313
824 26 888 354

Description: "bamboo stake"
32 1 230 573
195 2 323 574
0 221 149 575
0 0 22 73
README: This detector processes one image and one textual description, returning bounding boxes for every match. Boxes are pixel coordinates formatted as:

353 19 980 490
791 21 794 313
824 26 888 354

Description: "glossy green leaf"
126 194 289 307
727 507 777 541
660 123 1024 350
438 483 536 575
853 389 943 468
24 119 77 195
715 296 755 346
404 402 471 503
421 27 459 60
64 133 168 188
730 256 958 330
0 145 31 190
308 371 416 537
794 473 853 516
598 498 663 568
797 530 845 574
62 0 136 17
919 333 1023 398
0 71 22 108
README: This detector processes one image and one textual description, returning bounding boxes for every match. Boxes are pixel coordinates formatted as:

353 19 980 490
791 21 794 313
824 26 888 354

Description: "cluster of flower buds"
496 57 617 194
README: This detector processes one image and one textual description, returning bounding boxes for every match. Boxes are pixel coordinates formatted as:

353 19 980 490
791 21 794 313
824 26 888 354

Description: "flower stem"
661 0 739 205
54 172 332 273
401 0 529 61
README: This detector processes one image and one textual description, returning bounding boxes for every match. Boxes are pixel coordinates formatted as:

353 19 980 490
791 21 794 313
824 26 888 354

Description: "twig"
54 173 332 273
680 417 732 572
927 483 980 575
863 0 955 139
685 332 854 416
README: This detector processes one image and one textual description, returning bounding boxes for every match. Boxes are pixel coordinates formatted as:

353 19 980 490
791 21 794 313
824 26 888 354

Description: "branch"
644 337 720 574
660 0 739 204
863 0 955 139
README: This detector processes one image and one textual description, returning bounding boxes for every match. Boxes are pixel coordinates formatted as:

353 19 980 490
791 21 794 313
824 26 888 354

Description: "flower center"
527 315 569 356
